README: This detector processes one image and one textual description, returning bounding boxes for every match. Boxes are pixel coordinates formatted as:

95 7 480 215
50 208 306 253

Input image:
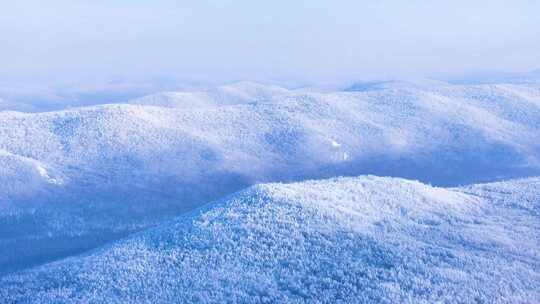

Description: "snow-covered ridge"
2 82 539 191
127 81 291 108
2 175 538 303
1 82 540 275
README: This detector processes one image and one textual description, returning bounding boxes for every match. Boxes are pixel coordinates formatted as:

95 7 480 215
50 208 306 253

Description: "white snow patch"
330 139 341 148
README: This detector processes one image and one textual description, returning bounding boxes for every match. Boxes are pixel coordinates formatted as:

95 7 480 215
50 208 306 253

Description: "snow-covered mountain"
1 82 540 275
2 175 538 303
127 81 291 108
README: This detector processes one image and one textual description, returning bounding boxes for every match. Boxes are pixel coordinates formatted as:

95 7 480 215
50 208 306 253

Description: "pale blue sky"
1 0 539 91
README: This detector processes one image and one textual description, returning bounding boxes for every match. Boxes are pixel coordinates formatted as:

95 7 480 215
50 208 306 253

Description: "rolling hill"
1 81 540 275
1 175 538 303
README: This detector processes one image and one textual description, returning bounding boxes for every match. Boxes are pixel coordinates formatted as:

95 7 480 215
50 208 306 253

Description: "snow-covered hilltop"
1 81 540 275
2 176 538 303
127 81 290 108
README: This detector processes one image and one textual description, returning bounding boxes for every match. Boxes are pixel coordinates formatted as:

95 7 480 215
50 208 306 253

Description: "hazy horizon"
1 1 539 103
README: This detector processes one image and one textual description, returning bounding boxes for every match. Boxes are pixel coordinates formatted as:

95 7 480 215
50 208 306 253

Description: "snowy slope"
0 149 64 203
1 82 540 274
1 176 538 303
